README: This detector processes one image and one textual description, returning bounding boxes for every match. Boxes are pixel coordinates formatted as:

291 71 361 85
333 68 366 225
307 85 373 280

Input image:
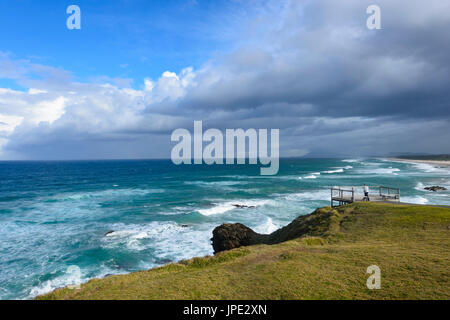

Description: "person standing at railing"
364 184 370 201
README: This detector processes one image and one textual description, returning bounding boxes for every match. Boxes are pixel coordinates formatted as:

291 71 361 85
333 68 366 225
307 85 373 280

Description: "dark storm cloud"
177 0 450 121
1 0 450 159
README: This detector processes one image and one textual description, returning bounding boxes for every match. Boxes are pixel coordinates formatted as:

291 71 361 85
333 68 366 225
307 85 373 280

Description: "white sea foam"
412 162 450 174
342 159 361 163
103 221 213 258
323 168 344 174
414 182 425 191
254 217 278 234
303 175 318 179
185 181 247 187
29 270 85 298
402 196 429 205
197 203 237 216
54 188 163 202
283 189 330 202
356 167 400 175
28 263 128 299
197 199 273 216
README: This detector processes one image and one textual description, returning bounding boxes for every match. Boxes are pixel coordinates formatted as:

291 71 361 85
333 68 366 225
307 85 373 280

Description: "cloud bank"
1 0 450 160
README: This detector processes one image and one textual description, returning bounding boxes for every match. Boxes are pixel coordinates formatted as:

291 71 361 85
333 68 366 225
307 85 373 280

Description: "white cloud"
0 57 199 158
28 88 48 95
0 0 450 159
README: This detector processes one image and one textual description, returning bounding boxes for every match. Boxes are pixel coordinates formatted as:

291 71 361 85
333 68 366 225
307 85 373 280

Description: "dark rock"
211 223 269 254
424 186 447 192
211 207 339 254
181 224 189 228
105 230 115 236
232 204 256 209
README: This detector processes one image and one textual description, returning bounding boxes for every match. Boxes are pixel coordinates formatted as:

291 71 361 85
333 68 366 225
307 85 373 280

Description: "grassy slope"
39 203 450 300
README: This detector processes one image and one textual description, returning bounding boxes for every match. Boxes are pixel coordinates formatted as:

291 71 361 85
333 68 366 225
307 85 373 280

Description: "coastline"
387 157 450 167
4 157 450 299
37 202 450 300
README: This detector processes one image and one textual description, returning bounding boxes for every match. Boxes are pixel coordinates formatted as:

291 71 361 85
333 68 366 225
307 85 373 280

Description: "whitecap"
283 189 330 202
254 217 278 234
197 199 273 216
342 159 361 163
102 222 214 259
414 182 425 191
323 168 344 174
185 181 246 187
28 263 128 299
54 188 163 202
356 167 400 175
197 203 236 216
402 196 429 205
412 163 450 174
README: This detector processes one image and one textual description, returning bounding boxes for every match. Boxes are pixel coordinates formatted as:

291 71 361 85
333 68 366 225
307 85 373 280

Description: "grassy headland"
38 202 450 300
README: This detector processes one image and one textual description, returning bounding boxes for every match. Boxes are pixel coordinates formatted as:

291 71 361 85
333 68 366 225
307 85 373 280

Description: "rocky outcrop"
232 204 256 209
211 223 270 253
424 186 447 192
211 207 340 253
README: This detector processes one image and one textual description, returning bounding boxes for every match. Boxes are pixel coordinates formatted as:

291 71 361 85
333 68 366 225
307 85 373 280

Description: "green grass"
38 203 450 300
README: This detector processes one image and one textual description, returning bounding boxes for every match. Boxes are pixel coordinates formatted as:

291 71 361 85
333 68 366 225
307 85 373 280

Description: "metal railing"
331 187 354 207
331 185 400 207
378 186 400 200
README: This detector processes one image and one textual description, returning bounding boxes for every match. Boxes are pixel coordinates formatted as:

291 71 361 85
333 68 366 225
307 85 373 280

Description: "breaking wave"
402 196 429 205
254 217 278 234
197 199 273 216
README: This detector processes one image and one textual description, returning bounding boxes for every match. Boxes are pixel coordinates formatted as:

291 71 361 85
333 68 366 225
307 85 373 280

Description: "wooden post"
331 188 333 207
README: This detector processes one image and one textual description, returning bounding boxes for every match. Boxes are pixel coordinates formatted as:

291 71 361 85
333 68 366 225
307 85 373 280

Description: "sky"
0 0 449 160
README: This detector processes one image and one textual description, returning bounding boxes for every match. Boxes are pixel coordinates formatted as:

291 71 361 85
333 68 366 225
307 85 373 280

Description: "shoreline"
14 157 449 299
387 158 450 167
37 202 450 300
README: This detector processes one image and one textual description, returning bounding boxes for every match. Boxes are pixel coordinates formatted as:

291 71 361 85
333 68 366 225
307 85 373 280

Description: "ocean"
1 158 450 299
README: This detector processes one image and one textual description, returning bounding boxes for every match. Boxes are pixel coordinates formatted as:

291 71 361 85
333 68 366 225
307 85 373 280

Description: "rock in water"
424 186 447 192
232 204 256 209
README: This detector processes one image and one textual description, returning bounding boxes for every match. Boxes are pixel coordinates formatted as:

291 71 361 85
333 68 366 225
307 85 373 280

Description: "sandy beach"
388 158 450 167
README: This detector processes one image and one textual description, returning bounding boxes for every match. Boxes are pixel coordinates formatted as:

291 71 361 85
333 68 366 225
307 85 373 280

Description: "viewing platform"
331 186 400 207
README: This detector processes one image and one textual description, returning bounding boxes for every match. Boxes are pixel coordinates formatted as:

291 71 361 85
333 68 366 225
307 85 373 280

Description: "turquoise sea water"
1 158 450 299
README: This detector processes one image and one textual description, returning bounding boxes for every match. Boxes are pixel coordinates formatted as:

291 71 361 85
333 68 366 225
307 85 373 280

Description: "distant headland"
389 154 450 167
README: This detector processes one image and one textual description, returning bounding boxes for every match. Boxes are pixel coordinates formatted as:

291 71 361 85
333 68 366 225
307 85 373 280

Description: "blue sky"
0 0 243 89
0 0 450 160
